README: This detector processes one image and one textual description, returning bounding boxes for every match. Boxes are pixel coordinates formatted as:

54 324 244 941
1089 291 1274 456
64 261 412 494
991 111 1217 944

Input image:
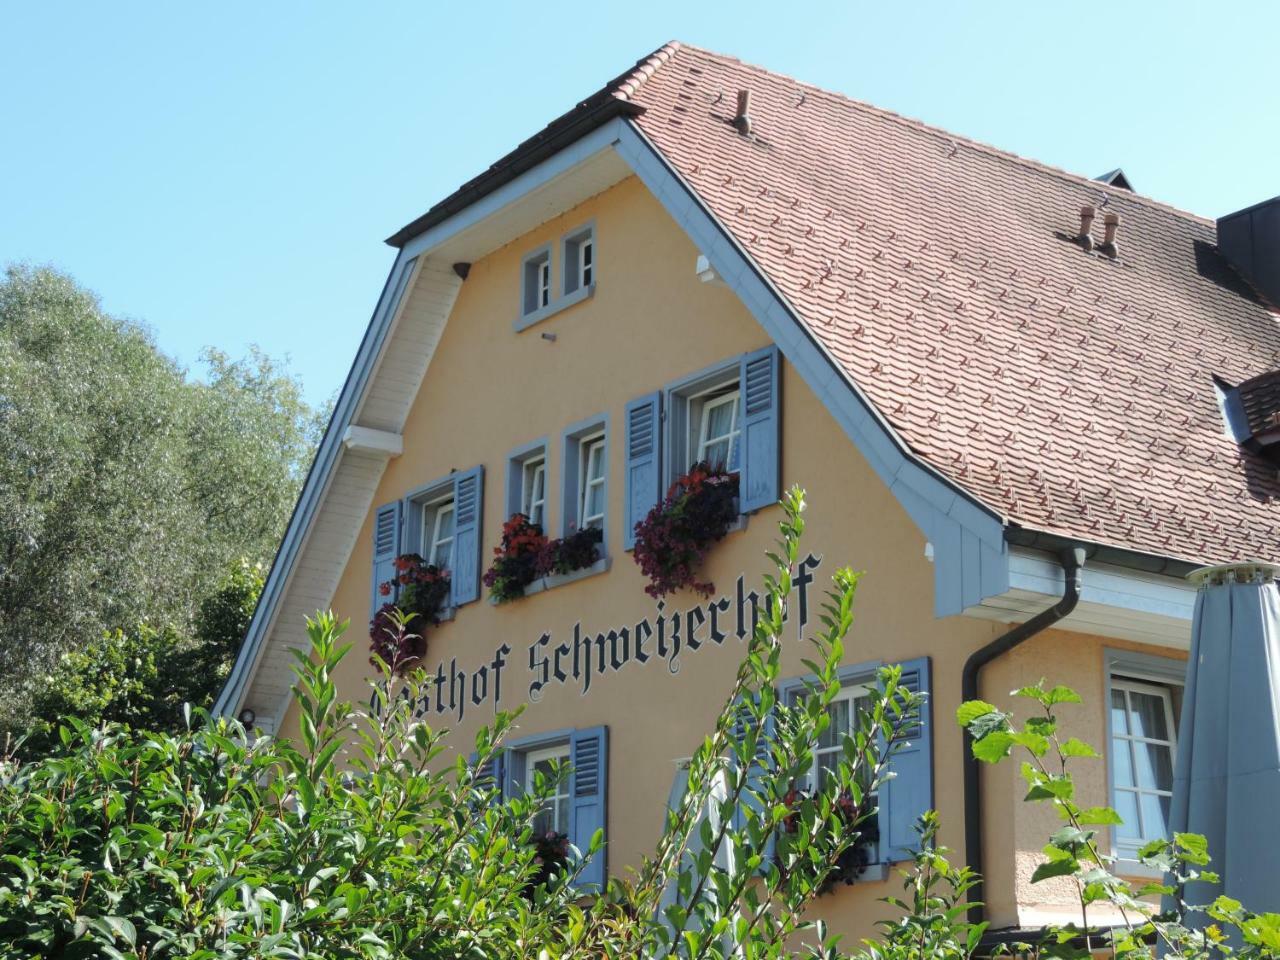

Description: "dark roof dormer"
1222 370 1280 462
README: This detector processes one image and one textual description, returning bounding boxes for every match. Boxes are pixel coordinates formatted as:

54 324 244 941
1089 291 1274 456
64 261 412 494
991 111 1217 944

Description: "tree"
0 264 324 731
25 559 264 747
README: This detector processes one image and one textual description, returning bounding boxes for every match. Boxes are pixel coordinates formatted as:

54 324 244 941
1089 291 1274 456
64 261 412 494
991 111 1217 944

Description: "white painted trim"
342 425 403 457
964 547 1196 647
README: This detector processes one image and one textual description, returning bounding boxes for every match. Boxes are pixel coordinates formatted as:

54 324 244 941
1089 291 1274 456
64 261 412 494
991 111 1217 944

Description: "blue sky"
3 2 1276 406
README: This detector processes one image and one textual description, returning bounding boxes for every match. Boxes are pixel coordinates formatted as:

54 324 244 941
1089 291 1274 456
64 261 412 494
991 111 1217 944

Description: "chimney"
732 89 753 136
1077 205 1096 252
1098 212 1121 258
1218 196 1280 307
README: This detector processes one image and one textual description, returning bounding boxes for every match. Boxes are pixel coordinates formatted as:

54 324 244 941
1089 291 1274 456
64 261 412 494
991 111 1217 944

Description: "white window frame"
560 414 609 555
422 495 456 571
579 433 606 531
1103 648 1185 870
577 235 593 289
1109 677 1178 857
522 456 547 528
525 742 572 835
562 224 595 297
692 386 741 471
792 677 880 863
521 245 553 317
664 358 747 485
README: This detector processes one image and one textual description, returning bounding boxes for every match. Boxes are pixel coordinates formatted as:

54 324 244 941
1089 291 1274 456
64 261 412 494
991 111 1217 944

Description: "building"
216 42 1280 942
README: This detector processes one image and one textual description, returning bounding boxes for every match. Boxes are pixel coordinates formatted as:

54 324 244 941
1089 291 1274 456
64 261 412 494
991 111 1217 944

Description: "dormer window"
522 246 553 316
563 226 595 296
1219 370 1280 463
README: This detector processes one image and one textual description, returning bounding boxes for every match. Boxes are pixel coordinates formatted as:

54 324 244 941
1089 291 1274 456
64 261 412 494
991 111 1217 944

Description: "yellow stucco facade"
287 175 1186 938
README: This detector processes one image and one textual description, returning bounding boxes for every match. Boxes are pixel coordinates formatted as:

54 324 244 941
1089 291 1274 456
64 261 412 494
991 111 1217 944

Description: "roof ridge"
612 41 683 102
672 42 1216 228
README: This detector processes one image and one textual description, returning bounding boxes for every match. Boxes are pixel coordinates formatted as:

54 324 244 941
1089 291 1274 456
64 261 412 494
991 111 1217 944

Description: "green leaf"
1077 806 1124 826
971 731 1014 764
956 700 998 727
1044 685 1082 705
1031 857 1080 883
1060 737 1099 758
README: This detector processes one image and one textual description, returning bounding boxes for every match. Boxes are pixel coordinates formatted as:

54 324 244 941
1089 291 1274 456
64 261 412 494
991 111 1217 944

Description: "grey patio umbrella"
1170 561 1280 913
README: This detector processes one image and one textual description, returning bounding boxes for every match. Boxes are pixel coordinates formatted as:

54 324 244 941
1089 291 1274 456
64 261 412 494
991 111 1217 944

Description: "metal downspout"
961 546 1086 923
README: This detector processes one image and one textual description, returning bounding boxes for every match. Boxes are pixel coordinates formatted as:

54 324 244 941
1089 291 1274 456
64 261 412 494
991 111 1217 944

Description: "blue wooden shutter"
371 501 402 617
878 657 933 859
730 696 777 864
623 392 662 549
570 725 608 891
471 750 506 798
738 346 781 513
450 467 483 606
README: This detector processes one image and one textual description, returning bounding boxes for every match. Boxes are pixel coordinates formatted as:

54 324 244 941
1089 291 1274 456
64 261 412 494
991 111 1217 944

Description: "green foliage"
958 679 1280 960
0 265 323 731
0 486 917 958
855 811 986 960
24 560 264 748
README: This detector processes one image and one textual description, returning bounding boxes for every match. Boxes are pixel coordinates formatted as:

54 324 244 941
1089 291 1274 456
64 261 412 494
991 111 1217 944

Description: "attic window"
522 247 553 316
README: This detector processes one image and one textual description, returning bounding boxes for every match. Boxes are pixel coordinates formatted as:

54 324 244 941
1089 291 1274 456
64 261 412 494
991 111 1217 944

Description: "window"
522 247 553 316
775 657 932 863
563 226 595 296
693 387 741 471
797 680 878 860
525 743 572 835
579 435 606 530
522 457 547 527
1110 678 1178 856
479 726 610 890
399 466 484 608
561 415 608 552
423 496 456 570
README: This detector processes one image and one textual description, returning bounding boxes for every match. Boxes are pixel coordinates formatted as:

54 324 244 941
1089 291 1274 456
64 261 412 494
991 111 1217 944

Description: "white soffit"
964 548 1196 649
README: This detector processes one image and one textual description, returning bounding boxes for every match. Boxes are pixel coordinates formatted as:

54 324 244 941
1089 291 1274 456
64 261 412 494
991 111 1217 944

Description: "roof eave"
385 97 645 249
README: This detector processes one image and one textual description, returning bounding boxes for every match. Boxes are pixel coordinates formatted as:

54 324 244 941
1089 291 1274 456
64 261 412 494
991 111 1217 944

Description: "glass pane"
1113 789 1141 839
436 505 455 542
585 481 605 522
533 805 553 836
1111 689 1129 736
586 443 605 482
1112 736 1135 787
1140 792 1172 842
726 431 740 471
1133 740 1174 791
818 698 852 750
1130 690 1169 742
701 438 731 470
556 796 571 835
705 397 736 440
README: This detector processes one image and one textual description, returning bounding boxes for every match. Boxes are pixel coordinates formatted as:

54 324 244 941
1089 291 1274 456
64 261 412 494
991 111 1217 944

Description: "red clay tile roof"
610 43 1280 566
396 42 1280 566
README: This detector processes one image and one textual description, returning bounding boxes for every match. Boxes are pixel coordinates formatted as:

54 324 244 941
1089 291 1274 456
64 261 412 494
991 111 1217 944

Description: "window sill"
490 556 611 604
1114 857 1164 881
513 283 595 332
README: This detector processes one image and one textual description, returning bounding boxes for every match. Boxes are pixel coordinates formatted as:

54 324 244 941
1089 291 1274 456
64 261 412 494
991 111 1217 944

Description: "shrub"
632 463 739 598
0 486 912 959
